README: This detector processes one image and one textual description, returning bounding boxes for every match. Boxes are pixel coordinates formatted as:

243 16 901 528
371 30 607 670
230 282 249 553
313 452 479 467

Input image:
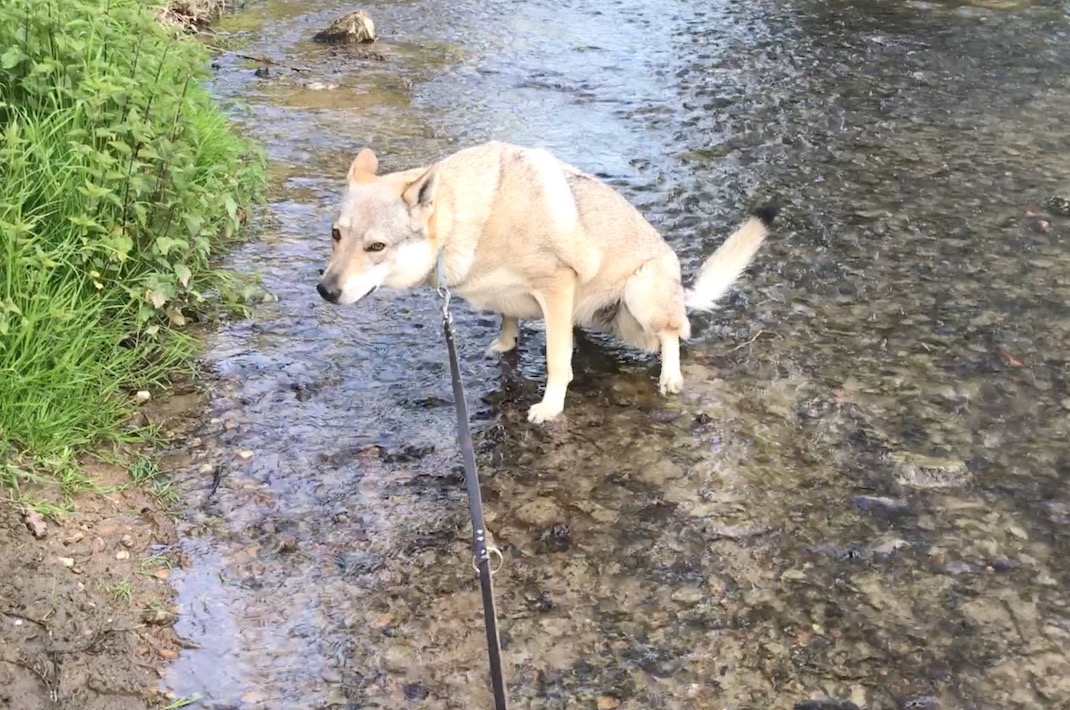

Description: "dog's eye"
365 242 386 253
331 227 341 242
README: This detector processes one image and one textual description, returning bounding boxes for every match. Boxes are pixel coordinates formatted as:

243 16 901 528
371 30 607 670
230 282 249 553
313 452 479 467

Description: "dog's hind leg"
527 280 576 423
620 257 690 396
486 315 520 355
656 333 683 395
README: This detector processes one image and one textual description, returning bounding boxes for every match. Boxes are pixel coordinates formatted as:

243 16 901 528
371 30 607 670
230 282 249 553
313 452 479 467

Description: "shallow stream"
159 0 1070 707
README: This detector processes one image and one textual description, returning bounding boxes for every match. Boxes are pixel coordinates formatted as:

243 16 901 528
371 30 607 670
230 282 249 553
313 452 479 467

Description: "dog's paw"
527 400 564 423
659 371 684 396
484 335 518 357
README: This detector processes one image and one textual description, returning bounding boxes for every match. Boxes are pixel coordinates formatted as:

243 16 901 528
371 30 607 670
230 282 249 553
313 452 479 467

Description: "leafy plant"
0 0 265 488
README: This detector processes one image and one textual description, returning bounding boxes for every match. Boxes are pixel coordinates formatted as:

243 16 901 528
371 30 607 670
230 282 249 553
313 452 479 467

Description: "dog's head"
316 148 439 305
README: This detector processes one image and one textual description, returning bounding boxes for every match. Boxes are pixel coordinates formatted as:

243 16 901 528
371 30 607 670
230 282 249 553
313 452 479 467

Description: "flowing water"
157 0 1070 707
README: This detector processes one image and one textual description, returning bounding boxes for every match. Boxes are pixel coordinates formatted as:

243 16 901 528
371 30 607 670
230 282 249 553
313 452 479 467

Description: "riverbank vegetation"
0 0 264 502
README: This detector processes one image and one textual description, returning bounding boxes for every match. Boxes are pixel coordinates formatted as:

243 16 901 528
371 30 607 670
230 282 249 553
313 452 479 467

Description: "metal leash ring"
472 545 505 575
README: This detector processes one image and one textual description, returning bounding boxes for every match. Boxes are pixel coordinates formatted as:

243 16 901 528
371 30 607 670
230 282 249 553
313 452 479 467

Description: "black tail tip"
752 201 780 227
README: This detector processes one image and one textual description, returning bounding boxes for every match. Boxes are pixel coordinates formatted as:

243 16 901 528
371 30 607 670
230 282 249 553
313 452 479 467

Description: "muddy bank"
0 470 182 710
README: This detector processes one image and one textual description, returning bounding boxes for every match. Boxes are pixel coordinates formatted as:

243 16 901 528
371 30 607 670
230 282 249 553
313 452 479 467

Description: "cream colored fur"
316 141 776 423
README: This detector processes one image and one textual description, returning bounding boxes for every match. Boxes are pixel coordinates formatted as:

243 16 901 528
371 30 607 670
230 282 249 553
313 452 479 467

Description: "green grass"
109 578 135 603
0 0 265 500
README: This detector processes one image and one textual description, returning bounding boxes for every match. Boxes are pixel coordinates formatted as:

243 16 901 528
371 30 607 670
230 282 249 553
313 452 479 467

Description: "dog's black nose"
317 281 341 303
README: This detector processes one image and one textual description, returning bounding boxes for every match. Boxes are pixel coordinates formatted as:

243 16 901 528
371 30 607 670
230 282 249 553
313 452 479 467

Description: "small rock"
853 495 910 513
135 390 151 404
671 586 705 604
1060 398 1070 411
142 609 175 626
794 701 861 710
370 612 393 629
305 81 339 91
127 411 149 429
237 450 254 460
1047 195 1070 217
537 523 571 553
893 452 969 489
873 538 911 556
403 684 431 701
153 568 171 581
514 498 563 527
379 443 435 463
22 510 48 539
58 556 76 568
240 690 267 704
1027 217 1052 233
276 535 299 553
157 648 179 660
120 534 134 547
313 10 376 44
1007 524 1029 540
598 697 622 709
198 463 215 475
381 645 412 673
115 550 130 560
67 531 86 544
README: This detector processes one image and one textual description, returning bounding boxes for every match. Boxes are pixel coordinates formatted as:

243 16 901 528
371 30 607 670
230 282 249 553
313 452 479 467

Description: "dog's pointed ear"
347 148 379 184
401 168 438 216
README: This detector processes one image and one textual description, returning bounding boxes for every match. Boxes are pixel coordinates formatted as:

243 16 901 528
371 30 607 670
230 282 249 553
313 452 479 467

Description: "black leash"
437 254 509 710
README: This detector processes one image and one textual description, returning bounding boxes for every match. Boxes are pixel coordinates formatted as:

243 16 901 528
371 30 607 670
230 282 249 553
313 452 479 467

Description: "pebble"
21 510 48 539
1007 524 1029 540
135 390 151 404
853 495 910 513
58 557 75 568
115 550 130 560
873 538 910 556
143 609 176 626
380 645 412 673
671 586 705 604
238 450 254 460
514 498 562 527
275 535 299 553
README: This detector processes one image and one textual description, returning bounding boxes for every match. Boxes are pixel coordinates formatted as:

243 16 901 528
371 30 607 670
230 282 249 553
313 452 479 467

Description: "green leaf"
1 46 22 69
102 229 134 262
174 263 192 289
154 236 186 257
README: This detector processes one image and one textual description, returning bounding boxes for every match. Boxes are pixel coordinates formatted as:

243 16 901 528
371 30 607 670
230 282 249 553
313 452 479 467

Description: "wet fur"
316 140 778 423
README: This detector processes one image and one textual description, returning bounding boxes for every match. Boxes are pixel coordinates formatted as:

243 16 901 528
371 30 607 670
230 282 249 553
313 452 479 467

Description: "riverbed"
158 0 1070 707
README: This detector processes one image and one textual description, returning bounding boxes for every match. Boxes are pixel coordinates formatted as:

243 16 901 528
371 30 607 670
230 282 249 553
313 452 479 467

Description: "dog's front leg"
485 315 520 355
527 283 575 423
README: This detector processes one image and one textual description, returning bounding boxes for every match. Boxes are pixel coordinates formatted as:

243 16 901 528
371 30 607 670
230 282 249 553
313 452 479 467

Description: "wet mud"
156 0 1070 708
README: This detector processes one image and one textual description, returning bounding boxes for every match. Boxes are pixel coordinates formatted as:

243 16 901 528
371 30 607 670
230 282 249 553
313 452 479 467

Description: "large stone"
313 10 377 44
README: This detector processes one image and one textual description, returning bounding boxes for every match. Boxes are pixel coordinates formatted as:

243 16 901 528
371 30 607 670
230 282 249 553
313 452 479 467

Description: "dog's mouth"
330 264 389 305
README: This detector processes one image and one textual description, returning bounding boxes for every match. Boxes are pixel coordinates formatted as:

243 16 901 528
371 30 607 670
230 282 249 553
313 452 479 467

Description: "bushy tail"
684 203 779 312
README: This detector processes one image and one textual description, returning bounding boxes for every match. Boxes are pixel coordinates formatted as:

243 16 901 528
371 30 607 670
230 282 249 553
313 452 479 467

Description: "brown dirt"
0 465 184 710
159 0 232 31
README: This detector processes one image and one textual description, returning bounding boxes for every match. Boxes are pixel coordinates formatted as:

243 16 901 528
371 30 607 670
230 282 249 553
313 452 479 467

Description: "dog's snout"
316 280 341 304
